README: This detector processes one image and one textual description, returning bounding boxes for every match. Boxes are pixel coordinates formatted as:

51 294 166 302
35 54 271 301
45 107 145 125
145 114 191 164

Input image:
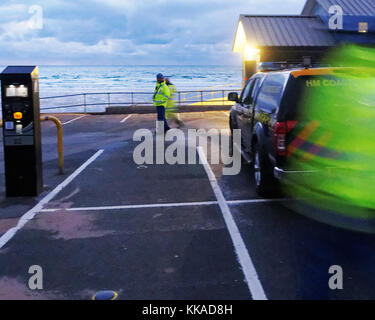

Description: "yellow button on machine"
13 112 23 120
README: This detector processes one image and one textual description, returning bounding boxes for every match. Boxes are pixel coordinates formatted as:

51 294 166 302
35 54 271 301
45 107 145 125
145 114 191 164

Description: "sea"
0 65 242 113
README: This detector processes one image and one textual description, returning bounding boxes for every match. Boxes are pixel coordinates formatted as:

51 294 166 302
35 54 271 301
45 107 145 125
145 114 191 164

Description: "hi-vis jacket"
166 84 177 110
153 81 170 108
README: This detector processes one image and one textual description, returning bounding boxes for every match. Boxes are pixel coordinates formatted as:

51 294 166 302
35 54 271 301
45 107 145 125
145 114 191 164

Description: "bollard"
0 116 64 175
40 116 64 174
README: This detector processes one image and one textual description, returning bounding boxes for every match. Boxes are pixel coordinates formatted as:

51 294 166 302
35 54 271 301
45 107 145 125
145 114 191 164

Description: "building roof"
234 15 336 49
302 0 375 16
1 66 38 75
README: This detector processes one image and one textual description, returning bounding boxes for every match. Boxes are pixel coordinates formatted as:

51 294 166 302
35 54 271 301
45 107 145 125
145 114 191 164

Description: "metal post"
178 92 181 106
131 92 134 105
201 91 203 105
108 93 110 108
222 90 225 106
40 116 64 174
83 94 87 113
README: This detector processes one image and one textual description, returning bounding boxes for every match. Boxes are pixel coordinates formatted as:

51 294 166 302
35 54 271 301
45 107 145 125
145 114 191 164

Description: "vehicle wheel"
229 114 236 133
229 115 235 156
253 142 276 197
229 116 249 165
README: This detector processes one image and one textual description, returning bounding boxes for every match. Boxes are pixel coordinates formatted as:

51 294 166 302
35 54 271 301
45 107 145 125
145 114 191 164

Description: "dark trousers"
156 106 170 132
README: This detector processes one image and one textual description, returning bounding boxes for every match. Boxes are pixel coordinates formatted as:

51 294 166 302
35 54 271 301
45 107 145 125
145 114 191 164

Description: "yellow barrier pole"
0 116 64 174
40 116 64 174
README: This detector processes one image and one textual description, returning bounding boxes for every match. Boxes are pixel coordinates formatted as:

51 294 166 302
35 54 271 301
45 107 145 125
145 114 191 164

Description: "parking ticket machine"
1 66 43 197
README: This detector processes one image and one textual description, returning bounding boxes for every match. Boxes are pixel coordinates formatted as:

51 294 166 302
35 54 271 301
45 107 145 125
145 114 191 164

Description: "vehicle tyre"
230 115 250 165
229 115 235 157
229 113 236 133
253 142 276 197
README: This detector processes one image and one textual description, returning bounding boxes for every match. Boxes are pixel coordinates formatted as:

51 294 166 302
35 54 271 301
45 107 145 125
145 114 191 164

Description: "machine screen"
5 84 28 98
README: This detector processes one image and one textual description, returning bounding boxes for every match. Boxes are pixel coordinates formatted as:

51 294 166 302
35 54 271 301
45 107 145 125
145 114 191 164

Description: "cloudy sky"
0 0 305 65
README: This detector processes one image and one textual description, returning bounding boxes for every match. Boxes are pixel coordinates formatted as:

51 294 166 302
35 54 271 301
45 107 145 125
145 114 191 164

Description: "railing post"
201 91 203 105
83 93 87 113
131 92 134 105
108 93 110 108
178 92 181 106
222 90 225 106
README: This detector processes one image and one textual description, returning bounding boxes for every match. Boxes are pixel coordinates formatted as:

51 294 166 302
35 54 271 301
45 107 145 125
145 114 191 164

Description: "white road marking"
41 201 218 212
197 146 267 300
0 149 104 250
40 198 288 212
62 115 86 125
120 115 132 123
228 199 287 205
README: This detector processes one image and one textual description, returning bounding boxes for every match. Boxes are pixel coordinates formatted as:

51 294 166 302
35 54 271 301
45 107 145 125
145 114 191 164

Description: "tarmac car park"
1 96 375 299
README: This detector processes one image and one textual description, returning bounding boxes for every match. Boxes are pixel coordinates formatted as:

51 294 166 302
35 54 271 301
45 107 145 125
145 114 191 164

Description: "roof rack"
258 60 331 72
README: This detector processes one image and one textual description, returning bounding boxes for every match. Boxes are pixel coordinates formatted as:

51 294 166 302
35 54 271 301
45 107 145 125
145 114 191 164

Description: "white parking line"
62 115 86 125
40 198 287 213
228 199 287 205
41 201 218 212
197 146 267 300
120 115 132 123
0 149 104 250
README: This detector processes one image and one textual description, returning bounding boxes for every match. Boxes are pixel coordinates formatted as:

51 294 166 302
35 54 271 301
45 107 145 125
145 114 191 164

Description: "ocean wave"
37 65 242 97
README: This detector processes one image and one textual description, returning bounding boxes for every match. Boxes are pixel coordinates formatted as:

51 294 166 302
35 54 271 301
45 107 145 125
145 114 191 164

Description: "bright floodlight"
244 45 260 61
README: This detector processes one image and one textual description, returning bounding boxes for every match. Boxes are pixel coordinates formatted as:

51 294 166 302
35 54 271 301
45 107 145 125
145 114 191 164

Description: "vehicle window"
250 78 261 102
255 74 288 113
280 75 351 120
239 79 253 105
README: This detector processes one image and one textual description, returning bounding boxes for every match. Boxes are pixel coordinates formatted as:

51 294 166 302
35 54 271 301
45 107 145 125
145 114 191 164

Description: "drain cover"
92 290 118 300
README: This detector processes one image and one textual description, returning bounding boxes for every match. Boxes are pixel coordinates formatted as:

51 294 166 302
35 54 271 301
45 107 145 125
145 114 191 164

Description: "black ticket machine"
1 66 43 197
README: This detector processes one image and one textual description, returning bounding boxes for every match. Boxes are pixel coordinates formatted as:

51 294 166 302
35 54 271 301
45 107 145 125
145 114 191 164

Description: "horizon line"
0 64 241 67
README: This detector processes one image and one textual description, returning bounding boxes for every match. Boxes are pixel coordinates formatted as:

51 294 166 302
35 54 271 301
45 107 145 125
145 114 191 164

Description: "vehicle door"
234 79 254 144
241 77 263 152
254 73 288 159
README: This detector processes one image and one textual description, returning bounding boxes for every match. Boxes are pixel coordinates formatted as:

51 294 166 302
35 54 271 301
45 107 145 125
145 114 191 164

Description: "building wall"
314 2 375 44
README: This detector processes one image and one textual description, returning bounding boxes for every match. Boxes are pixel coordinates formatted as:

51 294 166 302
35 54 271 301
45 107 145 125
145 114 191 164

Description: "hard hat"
156 73 164 79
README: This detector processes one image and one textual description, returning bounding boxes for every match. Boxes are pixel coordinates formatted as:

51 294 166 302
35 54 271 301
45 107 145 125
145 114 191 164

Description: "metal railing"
39 89 241 113
0 116 64 174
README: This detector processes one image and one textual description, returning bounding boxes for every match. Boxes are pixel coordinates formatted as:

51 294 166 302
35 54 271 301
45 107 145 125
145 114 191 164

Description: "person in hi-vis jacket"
153 73 171 133
165 77 184 128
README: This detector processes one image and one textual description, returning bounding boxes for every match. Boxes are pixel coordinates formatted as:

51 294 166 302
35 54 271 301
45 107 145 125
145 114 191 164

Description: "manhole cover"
92 290 118 300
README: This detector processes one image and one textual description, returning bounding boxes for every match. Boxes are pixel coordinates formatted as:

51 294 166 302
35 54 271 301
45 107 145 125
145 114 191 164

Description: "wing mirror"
244 97 253 105
228 92 239 102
